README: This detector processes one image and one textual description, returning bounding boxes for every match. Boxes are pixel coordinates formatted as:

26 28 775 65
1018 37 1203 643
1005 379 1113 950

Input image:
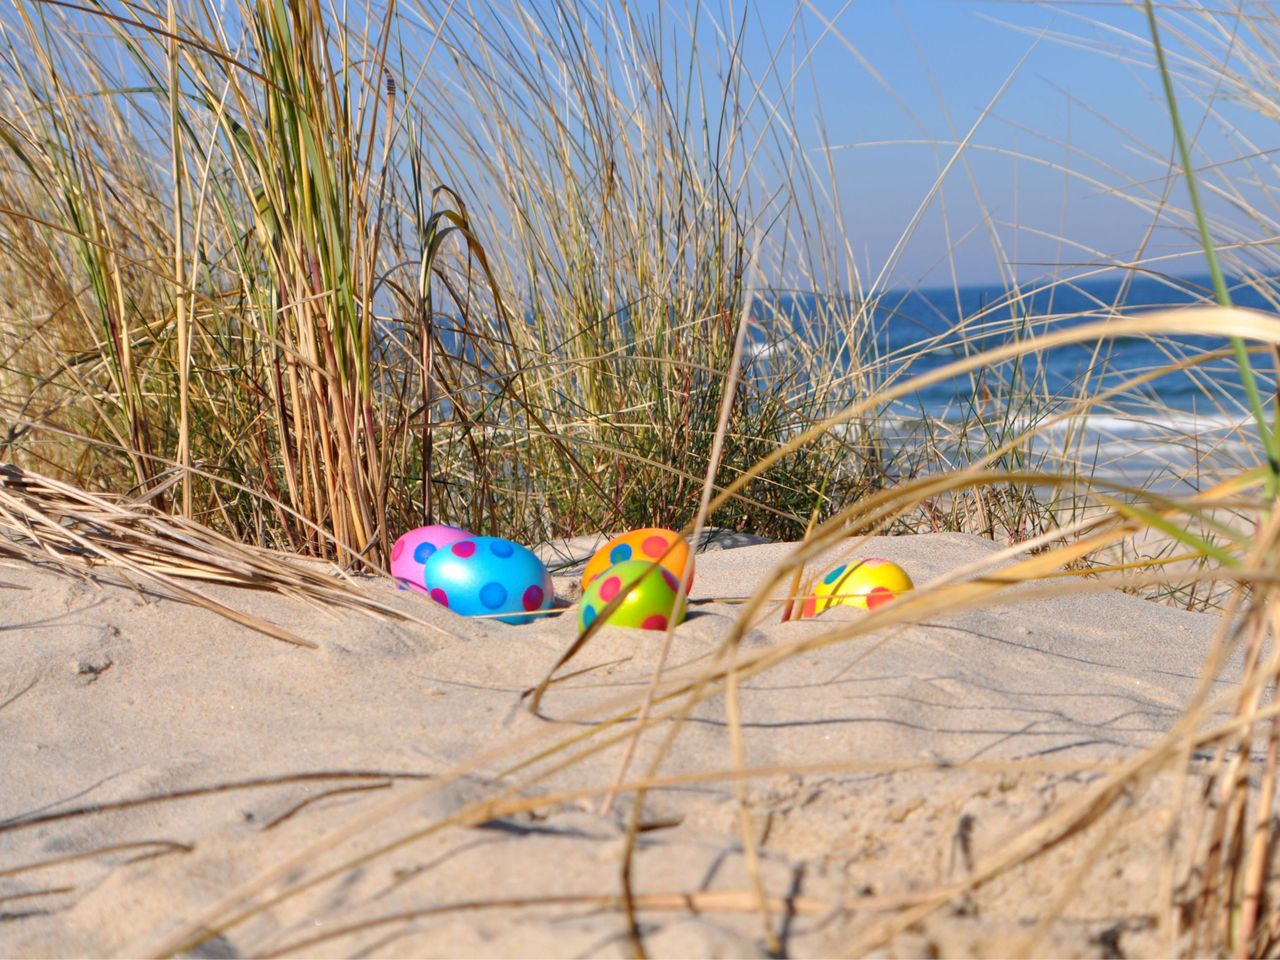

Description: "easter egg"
390 524 473 594
804 558 913 617
579 559 688 632
422 536 553 625
581 528 694 591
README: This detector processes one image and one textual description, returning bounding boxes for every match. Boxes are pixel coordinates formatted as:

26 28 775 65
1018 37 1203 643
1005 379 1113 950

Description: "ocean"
751 274 1279 492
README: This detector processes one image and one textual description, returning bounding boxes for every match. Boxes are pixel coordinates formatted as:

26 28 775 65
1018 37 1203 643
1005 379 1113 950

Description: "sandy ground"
0 531 1248 958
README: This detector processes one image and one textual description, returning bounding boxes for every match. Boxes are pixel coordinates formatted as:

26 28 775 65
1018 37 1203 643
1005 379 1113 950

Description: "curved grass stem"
1144 0 1278 499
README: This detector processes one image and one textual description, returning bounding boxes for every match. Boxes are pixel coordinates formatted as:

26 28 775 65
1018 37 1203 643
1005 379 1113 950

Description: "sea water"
747 274 1279 493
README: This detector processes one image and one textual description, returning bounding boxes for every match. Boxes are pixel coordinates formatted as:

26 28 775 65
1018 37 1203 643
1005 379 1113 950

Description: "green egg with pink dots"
578 559 687 632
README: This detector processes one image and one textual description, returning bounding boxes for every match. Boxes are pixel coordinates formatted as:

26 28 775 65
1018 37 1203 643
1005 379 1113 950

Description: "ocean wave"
872 407 1254 437
833 407 1264 491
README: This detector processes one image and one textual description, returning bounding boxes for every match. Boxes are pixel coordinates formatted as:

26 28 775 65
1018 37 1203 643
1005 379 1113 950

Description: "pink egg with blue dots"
390 524 473 594
421 536 554 625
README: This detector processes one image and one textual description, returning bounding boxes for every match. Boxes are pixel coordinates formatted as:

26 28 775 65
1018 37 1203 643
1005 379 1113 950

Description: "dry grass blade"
0 770 430 835
260 890 832 958
0 465 439 644
0 840 194 880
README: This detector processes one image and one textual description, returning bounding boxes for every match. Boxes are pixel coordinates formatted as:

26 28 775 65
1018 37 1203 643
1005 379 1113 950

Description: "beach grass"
2 0 1280 955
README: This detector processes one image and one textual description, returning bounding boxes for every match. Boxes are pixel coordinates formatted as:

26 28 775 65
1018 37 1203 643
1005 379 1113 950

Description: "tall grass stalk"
1143 0 1278 499
166 0 192 518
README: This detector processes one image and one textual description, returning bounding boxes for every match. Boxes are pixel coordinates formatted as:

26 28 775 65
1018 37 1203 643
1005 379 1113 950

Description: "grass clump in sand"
0 0 887 559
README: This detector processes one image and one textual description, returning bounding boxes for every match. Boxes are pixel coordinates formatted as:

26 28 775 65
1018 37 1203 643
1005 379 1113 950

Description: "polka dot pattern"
641 535 669 558
430 588 449 607
801 558 913 617
578 559 687 632
866 586 896 611
419 536 553 625
480 582 507 609
389 524 472 596
581 528 693 591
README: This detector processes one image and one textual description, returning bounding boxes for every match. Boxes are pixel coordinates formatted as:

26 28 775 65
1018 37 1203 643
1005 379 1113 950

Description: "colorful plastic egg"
581 528 694 591
422 536 553 625
390 524 473 594
579 559 688 632
800 558 913 618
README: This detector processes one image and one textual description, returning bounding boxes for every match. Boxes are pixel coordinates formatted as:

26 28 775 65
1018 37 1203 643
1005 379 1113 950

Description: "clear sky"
38 0 1273 292
730 1 1278 288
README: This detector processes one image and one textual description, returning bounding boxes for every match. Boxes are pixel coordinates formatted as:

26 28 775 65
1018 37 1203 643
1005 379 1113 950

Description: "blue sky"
729 1 1278 287
35 0 1274 292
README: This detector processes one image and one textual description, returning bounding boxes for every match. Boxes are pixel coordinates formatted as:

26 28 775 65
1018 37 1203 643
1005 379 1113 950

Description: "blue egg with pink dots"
421 536 554 625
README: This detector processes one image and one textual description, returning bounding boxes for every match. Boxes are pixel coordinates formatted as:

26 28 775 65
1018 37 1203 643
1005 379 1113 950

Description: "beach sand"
0 531 1244 957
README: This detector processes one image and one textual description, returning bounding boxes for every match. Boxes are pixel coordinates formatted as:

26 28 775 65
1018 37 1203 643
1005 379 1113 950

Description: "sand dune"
0 532 1241 957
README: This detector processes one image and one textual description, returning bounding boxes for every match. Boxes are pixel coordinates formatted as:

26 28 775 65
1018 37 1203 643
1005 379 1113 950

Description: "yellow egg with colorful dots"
581 528 693 591
579 560 688 632
807 558 913 615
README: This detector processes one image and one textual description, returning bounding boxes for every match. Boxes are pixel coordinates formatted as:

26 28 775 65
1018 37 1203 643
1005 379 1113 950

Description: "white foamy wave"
1032 410 1252 440
834 406 1264 492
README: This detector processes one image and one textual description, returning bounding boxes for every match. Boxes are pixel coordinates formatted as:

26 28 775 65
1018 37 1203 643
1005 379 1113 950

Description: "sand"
0 531 1248 958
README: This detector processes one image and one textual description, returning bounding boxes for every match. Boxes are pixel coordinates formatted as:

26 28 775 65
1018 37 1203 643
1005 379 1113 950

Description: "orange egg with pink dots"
579 560 687 632
581 528 693 591
799 558 914 618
